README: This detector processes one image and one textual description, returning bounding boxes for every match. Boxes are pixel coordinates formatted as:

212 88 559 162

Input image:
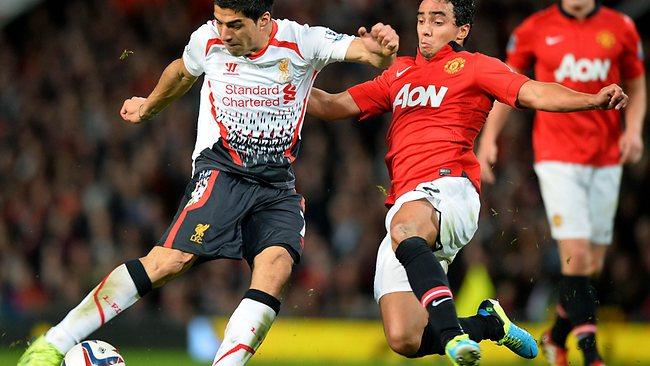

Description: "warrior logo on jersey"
596 30 616 49
444 57 466 74
554 54 611 83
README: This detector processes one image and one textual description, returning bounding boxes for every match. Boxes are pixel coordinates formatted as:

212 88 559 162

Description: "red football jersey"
348 43 529 205
507 4 645 165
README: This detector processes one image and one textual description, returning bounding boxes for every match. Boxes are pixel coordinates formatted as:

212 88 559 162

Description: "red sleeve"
619 14 645 80
474 54 530 108
347 69 392 121
505 17 536 71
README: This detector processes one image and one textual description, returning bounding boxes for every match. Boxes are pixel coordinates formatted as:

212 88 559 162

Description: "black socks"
244 288 281 315
125 259 152 297
558 275 601 362
395 237 463 347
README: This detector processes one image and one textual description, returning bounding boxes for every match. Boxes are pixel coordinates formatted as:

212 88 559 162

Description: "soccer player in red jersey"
308 0 628 365
477 1 646 365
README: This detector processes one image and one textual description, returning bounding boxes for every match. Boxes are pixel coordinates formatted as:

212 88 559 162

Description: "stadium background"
0 0 648 364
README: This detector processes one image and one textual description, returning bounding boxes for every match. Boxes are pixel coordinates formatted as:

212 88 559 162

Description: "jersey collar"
557 2 601 20
415 41 464 65
247 20 279 60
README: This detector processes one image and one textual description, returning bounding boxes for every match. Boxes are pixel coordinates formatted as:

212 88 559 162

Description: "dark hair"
214 0 274 20
448 0 475 26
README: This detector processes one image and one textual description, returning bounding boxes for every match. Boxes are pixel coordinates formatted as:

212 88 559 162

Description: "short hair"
214 0 274 20
448 0 475 26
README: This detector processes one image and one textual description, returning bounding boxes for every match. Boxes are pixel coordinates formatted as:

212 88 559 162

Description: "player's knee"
255 247 294 278
390 221 420 247
385 326 421 357
141 247 195 286
561 250 591 275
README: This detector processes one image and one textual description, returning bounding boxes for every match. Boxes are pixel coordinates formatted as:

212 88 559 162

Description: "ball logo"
393 83 448 109
444 57 466 74
81 342 124 366
596 30 616 50
554 54 611 83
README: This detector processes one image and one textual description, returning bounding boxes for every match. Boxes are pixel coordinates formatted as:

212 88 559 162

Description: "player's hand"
358 23 399 57
120 96 149 123
477 139 498 184
593 84 628 110
619 130 644 164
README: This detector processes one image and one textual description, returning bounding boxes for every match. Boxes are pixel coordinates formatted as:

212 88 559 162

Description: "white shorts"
534 162 622 245
373 177 480 302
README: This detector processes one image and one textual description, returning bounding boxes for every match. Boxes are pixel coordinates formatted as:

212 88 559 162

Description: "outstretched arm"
478 76 628 183
517 81 628 112
308 88 361 121
345 23 399 69
120 58 198 123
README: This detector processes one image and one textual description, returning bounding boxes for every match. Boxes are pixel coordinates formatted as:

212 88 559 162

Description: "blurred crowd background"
1 0 649 331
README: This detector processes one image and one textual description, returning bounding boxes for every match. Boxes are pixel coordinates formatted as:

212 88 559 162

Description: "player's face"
213 5 271 57
417 0 470 59
561 0 596 12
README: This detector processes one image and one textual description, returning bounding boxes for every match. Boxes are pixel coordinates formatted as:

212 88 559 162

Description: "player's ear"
456 24 471 43
257 11 271 29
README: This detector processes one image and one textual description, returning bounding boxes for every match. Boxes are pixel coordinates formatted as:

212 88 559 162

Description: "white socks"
45 260 151 353
212 290 280 366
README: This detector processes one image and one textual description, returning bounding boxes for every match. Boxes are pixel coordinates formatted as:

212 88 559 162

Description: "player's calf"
385 322 425 356
140 246 197 288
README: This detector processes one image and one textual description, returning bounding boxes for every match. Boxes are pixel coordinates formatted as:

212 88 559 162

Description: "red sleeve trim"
347 85 376 122
505 74 531 108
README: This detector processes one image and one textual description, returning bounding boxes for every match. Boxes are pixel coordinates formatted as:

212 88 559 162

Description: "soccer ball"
61 340 125 366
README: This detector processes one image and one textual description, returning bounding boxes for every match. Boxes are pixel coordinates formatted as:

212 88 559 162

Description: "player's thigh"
587 165 622 245
157 169 258 261
244 190 304 296
534 162 591 240
243 189 304 264
379 291 428 352
387 178 479 261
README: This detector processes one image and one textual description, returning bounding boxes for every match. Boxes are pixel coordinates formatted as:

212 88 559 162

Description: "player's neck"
560 2 597 20
251 20 274 54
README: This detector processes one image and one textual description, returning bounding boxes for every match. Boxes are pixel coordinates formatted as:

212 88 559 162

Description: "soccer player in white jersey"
17 1 398 365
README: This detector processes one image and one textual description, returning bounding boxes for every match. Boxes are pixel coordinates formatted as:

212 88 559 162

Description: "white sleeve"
298 24 355 71
182 25 209 77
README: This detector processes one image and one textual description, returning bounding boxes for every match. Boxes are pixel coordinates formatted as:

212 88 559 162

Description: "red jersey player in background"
308 0 628 365
477 0 646 365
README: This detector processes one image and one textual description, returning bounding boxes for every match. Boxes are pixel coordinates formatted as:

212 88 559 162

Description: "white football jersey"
183 19 354 188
